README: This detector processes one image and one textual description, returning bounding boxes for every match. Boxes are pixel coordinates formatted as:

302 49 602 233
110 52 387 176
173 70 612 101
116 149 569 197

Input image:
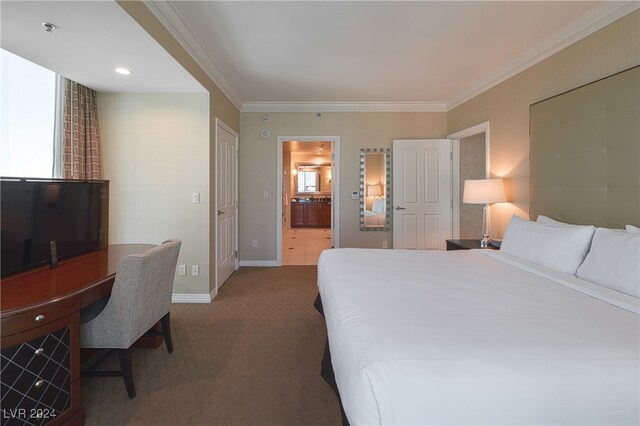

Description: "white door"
216 119 238 288
392 139 452 250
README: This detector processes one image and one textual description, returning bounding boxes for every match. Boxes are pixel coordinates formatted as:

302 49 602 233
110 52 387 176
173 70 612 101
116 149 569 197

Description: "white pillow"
536 215 569 226
501 215 595 274
577 228 640 298
626 224 640 233
372 199 385 214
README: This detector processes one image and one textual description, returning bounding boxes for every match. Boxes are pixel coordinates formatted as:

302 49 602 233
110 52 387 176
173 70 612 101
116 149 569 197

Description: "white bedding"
364 210 385 226
317 248 640 425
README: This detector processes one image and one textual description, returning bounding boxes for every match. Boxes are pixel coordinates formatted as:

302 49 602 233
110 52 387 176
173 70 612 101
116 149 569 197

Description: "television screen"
1 179 106 277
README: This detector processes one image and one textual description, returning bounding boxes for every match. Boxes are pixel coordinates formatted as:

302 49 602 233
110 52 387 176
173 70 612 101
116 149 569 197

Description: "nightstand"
446 239 500 251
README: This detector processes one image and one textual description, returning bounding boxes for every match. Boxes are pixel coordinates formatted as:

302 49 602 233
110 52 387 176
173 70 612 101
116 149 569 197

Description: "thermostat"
351 191 358 200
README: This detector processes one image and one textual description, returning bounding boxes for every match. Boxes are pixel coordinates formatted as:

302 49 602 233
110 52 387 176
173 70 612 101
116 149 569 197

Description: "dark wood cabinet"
320 203 331 227
306 203 320 225
291 203 305 227
291 202 331 228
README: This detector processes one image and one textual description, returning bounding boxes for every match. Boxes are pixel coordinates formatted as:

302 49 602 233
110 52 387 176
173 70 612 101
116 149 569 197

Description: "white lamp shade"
463 179 506 204
367 184 382 197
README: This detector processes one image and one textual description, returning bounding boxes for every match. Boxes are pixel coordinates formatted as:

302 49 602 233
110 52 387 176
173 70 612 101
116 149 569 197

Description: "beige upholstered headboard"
529 66 640 228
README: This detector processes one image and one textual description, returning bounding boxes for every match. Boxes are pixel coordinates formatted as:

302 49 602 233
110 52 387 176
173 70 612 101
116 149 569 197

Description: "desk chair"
80 240 181 399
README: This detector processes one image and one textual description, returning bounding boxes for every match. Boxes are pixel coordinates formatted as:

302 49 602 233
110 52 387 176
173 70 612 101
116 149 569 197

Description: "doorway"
448 122 490 239
277 136 340 266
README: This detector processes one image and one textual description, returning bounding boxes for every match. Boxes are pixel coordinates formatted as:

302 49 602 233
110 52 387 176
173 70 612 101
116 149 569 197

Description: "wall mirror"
293 163 332 195
359 148 391 231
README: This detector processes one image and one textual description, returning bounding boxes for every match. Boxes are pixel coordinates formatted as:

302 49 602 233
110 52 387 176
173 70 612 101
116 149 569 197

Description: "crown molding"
143 1 637 114
445 1 640 111
143 0 244 110
241 101 447 113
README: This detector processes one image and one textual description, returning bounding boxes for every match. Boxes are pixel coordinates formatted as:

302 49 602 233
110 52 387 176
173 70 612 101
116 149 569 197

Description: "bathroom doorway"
276 136 340 266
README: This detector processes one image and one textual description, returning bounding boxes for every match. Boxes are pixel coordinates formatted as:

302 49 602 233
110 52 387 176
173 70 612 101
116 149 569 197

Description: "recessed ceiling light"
115 67 132 75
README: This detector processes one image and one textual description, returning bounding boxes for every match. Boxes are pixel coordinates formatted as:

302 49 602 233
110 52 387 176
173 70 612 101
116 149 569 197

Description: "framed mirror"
293 163 332 195
359 148 391 231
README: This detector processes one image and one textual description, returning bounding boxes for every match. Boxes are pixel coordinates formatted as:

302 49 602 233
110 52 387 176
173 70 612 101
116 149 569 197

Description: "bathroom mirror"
294 163 332 194
359 148 391 231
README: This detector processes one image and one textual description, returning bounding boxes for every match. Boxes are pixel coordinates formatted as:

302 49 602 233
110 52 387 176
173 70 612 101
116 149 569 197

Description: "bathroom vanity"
291 198 331 228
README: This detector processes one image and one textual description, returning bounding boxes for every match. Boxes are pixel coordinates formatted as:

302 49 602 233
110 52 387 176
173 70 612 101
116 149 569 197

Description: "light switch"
192 192 200 204
191 265 199 276
263 191 269 199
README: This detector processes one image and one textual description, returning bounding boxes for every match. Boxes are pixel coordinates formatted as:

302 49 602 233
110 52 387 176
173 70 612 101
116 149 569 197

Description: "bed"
364 199 386 227
317 237 639 425
317 67 640 426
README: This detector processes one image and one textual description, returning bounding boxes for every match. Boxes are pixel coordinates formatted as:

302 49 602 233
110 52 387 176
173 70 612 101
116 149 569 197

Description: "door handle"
395 206 406 210
217 210 224 216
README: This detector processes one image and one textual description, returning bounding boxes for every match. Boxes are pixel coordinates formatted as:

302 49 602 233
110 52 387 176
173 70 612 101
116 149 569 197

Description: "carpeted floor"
81 266 342 425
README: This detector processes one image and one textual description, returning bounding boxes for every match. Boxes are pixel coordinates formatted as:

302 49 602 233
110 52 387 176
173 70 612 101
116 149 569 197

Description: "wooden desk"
1 244 154 426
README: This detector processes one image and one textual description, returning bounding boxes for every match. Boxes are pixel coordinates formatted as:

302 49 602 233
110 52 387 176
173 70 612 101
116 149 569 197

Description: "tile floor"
282 228 332 265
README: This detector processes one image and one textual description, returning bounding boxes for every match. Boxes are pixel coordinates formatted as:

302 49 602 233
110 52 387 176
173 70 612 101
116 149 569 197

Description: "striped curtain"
63 79 101 179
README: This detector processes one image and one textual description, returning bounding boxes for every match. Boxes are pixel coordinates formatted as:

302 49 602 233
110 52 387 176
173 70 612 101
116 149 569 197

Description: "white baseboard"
172 293 211 303
238 260 279 267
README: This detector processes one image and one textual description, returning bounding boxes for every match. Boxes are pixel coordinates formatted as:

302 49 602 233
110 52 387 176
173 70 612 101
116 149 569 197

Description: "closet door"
392 139 452 250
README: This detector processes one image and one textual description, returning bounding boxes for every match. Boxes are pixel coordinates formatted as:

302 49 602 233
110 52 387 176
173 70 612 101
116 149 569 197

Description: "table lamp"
367 184 382 201
463 178 507 247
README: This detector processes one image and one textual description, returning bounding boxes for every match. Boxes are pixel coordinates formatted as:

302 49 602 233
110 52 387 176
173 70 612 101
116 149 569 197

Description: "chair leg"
118 348 136 399
160 312 174 353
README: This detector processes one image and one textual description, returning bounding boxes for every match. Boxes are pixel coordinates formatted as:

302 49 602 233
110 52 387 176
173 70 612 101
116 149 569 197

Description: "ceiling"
149 0 637 110
284 141 332 154
0 1 204 93
1 1 636 108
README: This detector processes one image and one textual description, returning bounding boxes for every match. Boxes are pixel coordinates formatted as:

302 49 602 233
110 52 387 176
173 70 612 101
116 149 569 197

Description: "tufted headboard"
529 66 640 228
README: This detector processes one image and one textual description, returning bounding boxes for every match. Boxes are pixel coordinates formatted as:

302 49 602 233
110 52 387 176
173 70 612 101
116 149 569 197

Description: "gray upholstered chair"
80 239 181 399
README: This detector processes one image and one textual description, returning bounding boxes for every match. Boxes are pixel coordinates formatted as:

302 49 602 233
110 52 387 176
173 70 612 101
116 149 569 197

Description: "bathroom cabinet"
291 201 331 228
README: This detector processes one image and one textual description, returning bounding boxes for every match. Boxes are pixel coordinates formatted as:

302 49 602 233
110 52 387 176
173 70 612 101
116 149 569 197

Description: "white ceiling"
2 1 636 109
284 141 332 154
151 0 637 110
0 1 204 93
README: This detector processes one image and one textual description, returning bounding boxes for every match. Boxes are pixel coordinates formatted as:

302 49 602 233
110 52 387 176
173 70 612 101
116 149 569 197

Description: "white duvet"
317 249 640 425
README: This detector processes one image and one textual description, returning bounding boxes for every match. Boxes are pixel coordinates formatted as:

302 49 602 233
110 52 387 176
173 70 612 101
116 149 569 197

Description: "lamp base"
480 235 491 248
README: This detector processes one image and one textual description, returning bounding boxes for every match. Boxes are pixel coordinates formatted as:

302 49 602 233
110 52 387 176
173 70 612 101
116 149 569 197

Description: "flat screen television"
1 178 109 277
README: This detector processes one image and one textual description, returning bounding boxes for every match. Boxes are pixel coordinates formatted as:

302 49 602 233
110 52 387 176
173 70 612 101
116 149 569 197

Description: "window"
1 49 59 178
297 170 318 193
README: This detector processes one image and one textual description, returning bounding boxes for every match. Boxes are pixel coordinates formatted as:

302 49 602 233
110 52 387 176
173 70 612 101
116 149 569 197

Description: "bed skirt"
314 293 350 426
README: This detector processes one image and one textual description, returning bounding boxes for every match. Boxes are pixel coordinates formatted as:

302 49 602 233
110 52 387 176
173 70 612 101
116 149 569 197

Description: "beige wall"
117 1 240 295
448 11 640 238
240 112 447 260
99 93 210 295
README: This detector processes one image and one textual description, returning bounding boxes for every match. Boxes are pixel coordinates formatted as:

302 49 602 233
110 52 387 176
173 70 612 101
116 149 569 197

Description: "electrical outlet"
382 241 388 249
252 240 258 248
178 265 186 276
192 192 200 204
191 265 199 276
